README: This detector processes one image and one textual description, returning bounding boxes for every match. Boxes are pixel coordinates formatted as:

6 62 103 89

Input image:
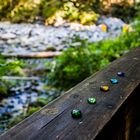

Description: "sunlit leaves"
0 59 23 76
0 0 100 24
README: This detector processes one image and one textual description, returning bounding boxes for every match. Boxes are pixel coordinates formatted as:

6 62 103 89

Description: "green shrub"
8 0 41 23
0 0 139 24
0 0 19 20
0 0 99 24
0 57 23 97
110 2 140 22
47 22 140 90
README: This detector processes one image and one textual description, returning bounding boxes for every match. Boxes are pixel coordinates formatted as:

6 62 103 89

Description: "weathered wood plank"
2 51 61 58
94 84 140 140
0 76 40 80
0 47 140 140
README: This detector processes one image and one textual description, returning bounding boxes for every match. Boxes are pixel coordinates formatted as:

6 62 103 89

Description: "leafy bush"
0 0 19 20
0 0 99 24
47 22 140 90
8 0 41 23
0 0 139 24
110 2 140 22
0 57 23 97
60 2 99 24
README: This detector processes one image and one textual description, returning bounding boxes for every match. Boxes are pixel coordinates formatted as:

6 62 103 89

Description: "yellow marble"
100 85 109 92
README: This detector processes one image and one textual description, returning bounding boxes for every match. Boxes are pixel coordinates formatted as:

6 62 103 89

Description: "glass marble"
87 98 96 104
117 72 125 77
100 85 109 92
110 78 119 84
71 109 82 118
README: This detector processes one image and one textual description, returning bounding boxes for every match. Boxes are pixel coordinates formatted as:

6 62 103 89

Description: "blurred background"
0 0 140 139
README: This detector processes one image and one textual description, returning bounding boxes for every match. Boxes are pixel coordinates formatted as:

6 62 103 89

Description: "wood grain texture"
0 47 140 140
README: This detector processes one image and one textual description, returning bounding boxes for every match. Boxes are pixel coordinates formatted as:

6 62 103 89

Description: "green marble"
87 98 96 104
71 109 82 118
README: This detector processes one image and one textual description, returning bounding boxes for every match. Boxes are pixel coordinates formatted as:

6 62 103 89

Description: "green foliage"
59 2 99 24
0 0 40 22
7 114 25 129
110 2 140 22
0 57 23 96
0 0 19 20
0 59 23 76
47 37 99 89
8 0 41 22
0 0 99 24
40 0 62 18
47 22 140 90
0 0 139 24
29 97 52 107
27 106 41 116
0 80 11 97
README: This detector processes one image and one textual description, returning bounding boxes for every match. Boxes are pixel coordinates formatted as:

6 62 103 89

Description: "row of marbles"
71 71 125 118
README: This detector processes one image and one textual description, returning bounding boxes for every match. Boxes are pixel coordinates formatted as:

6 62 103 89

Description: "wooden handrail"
0 47 140 140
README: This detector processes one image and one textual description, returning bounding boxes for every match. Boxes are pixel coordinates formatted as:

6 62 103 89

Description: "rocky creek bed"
0 17 126 54
0 79 59 133
0 58 61 134
0 17 128 134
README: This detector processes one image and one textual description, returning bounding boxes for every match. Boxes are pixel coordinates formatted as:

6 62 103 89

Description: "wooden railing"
0 47 140 140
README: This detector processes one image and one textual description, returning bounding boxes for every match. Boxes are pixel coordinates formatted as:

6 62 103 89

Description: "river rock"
0 17 127 54
1 33 16 40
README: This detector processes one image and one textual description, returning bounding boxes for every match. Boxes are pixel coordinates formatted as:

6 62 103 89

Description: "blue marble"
110 78 119 84
117 72 125 77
